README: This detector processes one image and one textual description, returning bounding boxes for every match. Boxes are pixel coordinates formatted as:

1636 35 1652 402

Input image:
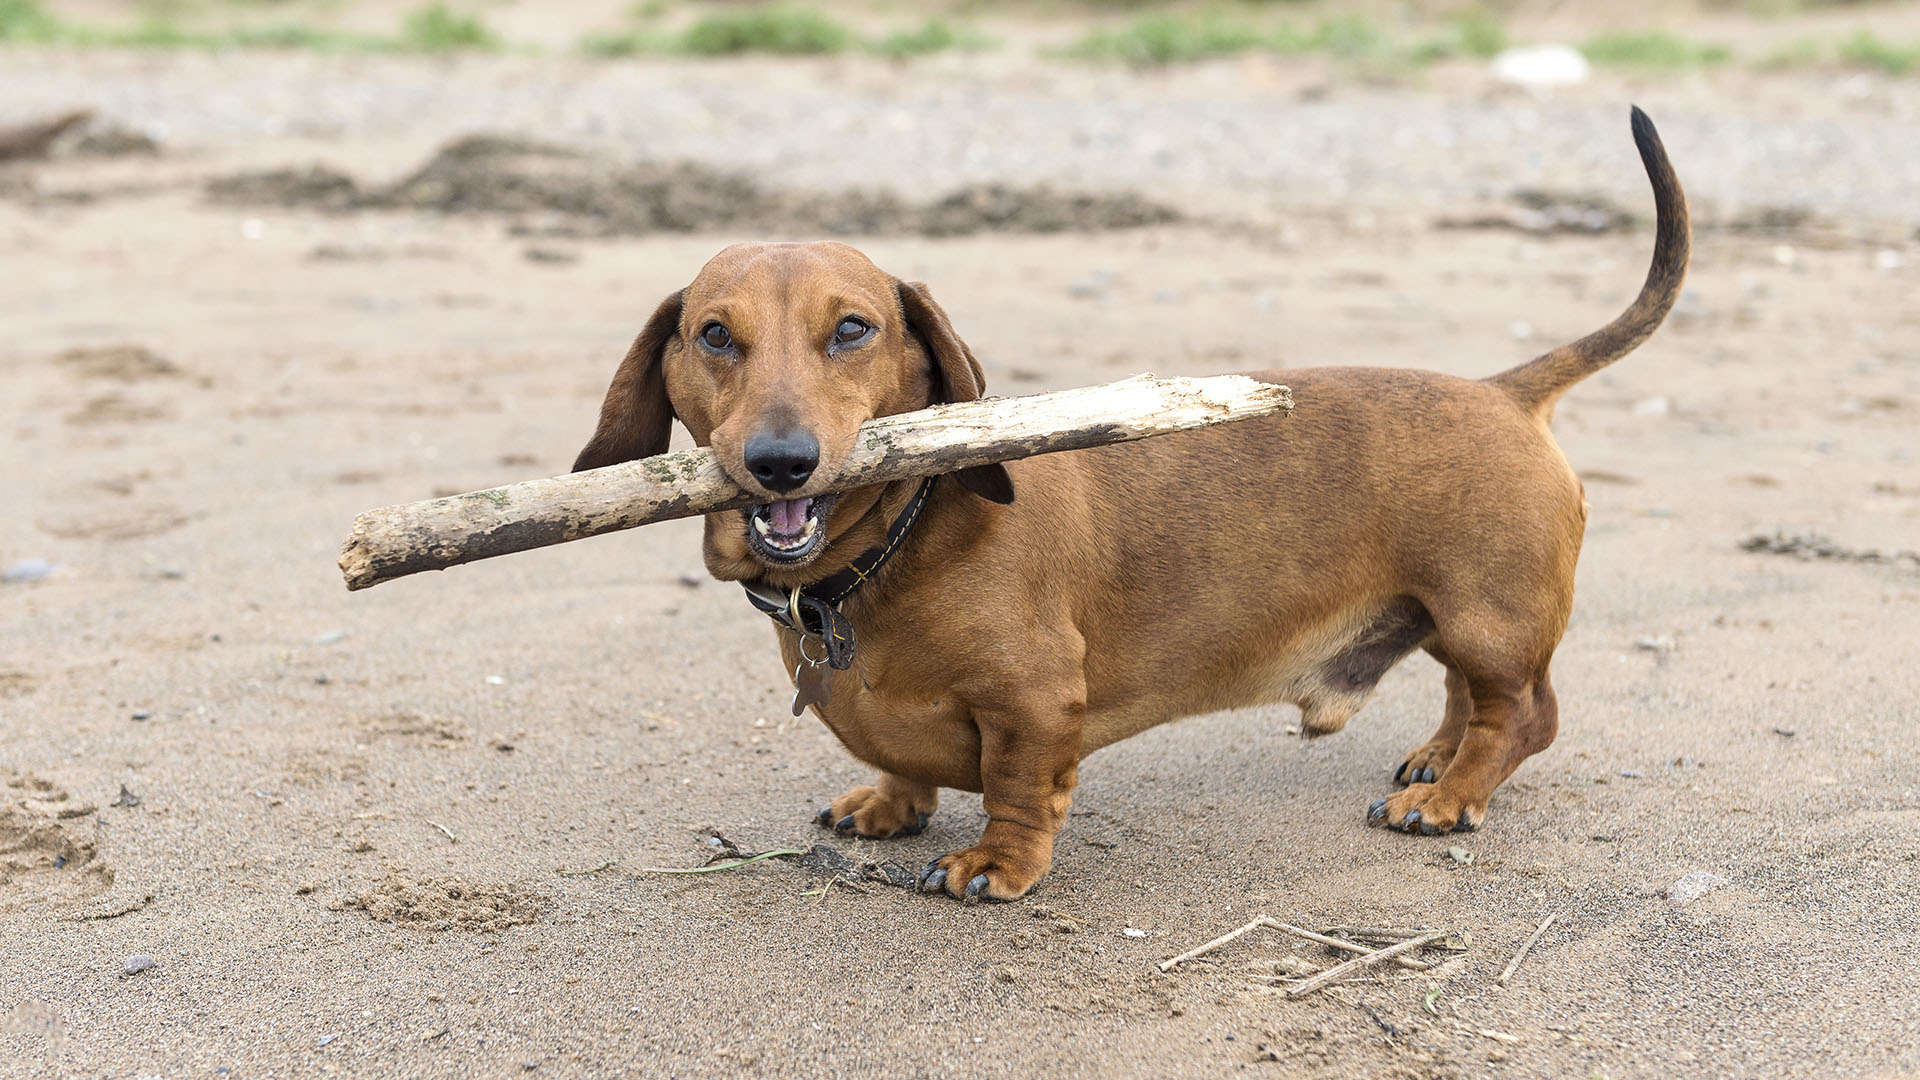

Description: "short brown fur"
574 109 1689 900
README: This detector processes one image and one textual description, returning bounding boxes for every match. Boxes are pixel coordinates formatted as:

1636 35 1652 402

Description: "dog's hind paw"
1393 740 1457 787
817 783 934 839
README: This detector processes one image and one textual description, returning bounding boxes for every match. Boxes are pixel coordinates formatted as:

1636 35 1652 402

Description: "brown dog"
575 108 1688 901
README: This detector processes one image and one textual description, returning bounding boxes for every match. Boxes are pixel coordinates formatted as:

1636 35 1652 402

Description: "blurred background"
4 3 1918 1077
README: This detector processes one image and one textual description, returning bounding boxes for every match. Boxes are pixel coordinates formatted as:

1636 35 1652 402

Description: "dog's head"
574 241 1013 578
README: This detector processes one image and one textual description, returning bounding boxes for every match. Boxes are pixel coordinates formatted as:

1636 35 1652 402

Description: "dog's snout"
743 431 820 493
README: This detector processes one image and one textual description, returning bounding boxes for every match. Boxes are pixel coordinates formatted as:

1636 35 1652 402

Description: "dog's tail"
1488 106 1690 416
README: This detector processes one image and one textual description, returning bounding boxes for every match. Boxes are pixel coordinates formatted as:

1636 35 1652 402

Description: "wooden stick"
1268 921 1433 971
1497 913 1555 986
1157 915 1273 973
1285 931 1446 998
339 373 1293 591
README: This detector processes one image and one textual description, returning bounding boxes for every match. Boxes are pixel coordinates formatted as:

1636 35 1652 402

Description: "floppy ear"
896 280 1015 505
573 290 685 472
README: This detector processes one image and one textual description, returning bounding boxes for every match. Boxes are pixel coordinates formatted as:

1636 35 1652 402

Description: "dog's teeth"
801 518 818 539
752 517 770 537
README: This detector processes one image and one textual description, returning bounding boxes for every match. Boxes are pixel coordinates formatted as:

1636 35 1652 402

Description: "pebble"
1122 927 1148 938
1491 44 1591 88
2 557 55 584
131 710 151 721
1447 846 1474 865
1667 871 1729 904
121 953 156 976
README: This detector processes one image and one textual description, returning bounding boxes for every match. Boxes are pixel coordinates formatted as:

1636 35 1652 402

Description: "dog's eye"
701 323 732 350
834 318 871 345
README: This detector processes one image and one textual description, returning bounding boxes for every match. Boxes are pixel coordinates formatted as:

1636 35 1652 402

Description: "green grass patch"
678 6 852 56
1581 30 1733 68
868 19 993 59
1836 29 1920 74
0 0 497 53
1055 10 1529 68
396 3 498 52
0 0 61 42
1062 14 1268 64
1409 9 1507 63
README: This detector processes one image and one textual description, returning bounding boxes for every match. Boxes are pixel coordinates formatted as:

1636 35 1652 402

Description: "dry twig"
1498 913 1556 986
1285 932 1447 998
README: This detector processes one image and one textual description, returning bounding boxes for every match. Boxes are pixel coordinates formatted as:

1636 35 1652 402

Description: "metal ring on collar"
798 633 829 666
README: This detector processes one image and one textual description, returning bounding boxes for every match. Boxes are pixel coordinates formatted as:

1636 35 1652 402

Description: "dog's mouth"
746 494 837 565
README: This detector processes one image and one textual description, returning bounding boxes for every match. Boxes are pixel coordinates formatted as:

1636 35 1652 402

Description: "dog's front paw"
916 844 1047 903
1367 784 1483 835
815 784 932 839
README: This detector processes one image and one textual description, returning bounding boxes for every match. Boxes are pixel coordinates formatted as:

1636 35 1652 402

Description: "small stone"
112 785 141 808
2 558 55 584
1634 635 1675 653
1447 846 1474 865
131 710 151 721
316 1033 338 1047
121 953 156 977
1666 870 1729 904
1122 927 1148 938
1491 44 1591 87
485 675 506 686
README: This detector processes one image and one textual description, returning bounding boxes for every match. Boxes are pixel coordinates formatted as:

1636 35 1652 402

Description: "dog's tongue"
766 498 812 534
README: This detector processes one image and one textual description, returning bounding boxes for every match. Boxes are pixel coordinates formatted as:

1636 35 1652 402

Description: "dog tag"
792 661 831 716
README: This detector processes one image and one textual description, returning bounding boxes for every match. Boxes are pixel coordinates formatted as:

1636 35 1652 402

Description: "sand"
3 20 1918 1080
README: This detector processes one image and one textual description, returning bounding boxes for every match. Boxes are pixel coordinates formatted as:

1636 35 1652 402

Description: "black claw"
816 807 834 827
1402 809 1423 832
1392 761 1409 784
1368 796 1388 824
899 810 930 836
835 814 857 834
1418 821 1442 836
923 868 948 893
1421 768 1437 784
917 858 942 888
1452 818 1477 834
965 874 990 902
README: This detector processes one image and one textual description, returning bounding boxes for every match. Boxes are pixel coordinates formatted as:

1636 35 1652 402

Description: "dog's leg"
1371 665 1559 834
817 773 939 838
918 695 1083 902
1393 650 1473 786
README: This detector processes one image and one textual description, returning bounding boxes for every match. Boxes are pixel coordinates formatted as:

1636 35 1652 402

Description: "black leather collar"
740 476 936 670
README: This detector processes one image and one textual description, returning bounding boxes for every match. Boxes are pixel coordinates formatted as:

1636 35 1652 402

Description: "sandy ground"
3 25 1919 1080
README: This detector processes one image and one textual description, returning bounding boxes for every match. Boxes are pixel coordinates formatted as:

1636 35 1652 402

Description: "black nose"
743 431 819 493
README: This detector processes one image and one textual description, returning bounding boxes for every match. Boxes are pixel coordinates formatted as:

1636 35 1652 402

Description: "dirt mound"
54 344 181 382
205 164 362 212
336 873 545 932
359 711 470 747
1 775 112 912
207 135 1179 237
